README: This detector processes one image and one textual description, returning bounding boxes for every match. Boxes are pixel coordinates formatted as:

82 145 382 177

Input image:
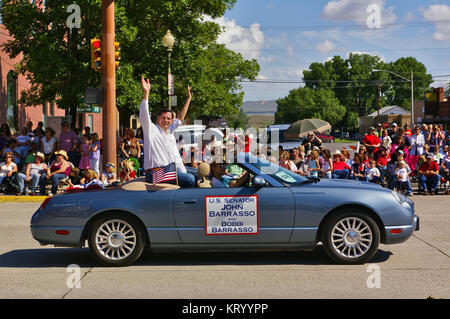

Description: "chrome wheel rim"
95 219 137 261
331 217 373 258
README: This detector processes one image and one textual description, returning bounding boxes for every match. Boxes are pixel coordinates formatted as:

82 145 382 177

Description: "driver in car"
210 160 250 188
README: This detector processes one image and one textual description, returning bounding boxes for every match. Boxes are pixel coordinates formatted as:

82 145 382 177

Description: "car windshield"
237 153 309 186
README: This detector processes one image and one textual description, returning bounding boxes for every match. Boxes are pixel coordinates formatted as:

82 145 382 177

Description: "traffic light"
90 38 102 72
114 41 120 70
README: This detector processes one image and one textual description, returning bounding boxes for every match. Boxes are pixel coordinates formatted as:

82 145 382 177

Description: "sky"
214 0 450 102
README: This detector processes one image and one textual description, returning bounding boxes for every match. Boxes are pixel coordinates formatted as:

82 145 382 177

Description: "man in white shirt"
139 76 195 187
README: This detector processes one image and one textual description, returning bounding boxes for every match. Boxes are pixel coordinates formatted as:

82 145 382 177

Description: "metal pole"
411 70 414 125
102 0 117 168
167 49 172 111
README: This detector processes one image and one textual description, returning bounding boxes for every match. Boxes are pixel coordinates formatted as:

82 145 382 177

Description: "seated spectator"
39 150 72 196
80 169 99 185
418 154 440 195
290 148 303 169
279 150 297 172
2 139 21 167
306 150 321 178
441 149 450 194
0 152 21 194
351 154 368 181
380 129 392 150
18 152 47 196
362 127 380 154
101 162 118 185
120 159 136 182
367 160 381 183
376 147 389 185
395 161 410 194
432 146 445 164
67 167 82 188
16 127 32 160
321 149 333 179
332 150 350 179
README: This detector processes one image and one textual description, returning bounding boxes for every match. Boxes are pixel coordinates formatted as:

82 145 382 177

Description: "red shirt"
376 155 388 167
418 161 439 178
244 136 251 153
333 161 350 170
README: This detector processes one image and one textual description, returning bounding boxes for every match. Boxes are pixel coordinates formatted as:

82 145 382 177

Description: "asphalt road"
0 195 449 299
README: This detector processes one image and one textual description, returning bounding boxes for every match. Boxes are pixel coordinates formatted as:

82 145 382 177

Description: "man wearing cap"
139 76 195 187
389 123 398 140
301 132 322 153
362 127 380 154
375 123 383 138
418 154 440 195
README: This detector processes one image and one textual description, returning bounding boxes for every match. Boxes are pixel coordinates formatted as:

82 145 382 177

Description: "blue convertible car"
31 153 419 266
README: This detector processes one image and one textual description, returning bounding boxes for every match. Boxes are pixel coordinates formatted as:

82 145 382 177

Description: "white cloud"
316 40 336 53
211 17 265 60
321 0 397 26
286 46 294 56
423 4 450 41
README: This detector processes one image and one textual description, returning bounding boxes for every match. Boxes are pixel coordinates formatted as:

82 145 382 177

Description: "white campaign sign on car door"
205 195 259 235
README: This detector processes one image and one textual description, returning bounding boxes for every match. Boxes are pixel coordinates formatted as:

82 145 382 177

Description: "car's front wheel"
88 214 145 266
321 210 380 264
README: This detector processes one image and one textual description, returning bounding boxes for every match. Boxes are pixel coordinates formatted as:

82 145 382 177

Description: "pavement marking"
0 196 48 203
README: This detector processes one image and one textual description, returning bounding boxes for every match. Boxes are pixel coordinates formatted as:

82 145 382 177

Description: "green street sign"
77 105 101 113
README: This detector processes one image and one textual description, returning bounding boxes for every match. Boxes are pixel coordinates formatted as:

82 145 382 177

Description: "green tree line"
1 0 259 127
275 53 433 131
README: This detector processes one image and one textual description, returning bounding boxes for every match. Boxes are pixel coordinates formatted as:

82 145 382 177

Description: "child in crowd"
120 159 136 182
395 161 410 193
80 169 99 185
101 162 118 185
67 167 82 188
79 135 90 170
367 160 381 184
89 133 101 175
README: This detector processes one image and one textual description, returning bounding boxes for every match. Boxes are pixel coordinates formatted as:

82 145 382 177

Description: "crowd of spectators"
276 123 449 195
1 120 449 195
0 121 116 196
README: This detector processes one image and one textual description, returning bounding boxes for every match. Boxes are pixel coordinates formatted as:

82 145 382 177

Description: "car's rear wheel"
321 210 380 264
88 214 145 266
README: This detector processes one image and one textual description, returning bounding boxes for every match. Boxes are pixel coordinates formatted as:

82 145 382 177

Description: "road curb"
0 196 48 203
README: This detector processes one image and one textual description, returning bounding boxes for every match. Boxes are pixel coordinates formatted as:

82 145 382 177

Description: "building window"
6 71 18 129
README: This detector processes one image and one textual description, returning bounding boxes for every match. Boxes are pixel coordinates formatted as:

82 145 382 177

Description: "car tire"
321 210 380 264
88 213 145 267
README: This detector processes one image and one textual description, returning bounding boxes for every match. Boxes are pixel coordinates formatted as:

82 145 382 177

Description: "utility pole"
377 84 382 118
102 0 117 167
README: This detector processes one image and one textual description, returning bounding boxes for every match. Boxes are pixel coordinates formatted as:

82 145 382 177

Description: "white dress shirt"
410 133 425 156
139 99 186 173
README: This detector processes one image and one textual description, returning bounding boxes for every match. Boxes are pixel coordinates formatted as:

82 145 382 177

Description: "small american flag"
151 163 177 185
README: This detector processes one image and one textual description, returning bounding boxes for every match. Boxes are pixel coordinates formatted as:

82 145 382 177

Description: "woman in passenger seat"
210 161 249 188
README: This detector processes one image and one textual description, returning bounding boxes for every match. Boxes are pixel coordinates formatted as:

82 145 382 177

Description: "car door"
172 186 295 244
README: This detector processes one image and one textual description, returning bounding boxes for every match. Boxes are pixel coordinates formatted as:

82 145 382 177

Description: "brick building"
424 87 450 129
0 22 103 136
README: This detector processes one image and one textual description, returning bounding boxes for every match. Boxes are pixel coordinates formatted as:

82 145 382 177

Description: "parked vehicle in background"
266 124 304 151
316 132 335 143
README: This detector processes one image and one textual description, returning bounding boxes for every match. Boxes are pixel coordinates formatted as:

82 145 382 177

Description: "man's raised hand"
141 76 151 92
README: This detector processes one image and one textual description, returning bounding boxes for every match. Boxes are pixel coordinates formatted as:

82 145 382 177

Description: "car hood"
298 178 389 192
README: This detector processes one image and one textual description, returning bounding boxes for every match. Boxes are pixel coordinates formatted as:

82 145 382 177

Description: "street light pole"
162 30 175 111
372 69 414 125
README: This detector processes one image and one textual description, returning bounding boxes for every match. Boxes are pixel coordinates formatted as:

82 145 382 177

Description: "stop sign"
383 122 389 128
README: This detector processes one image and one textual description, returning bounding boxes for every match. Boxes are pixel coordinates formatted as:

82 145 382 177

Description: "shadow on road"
0 246 392 268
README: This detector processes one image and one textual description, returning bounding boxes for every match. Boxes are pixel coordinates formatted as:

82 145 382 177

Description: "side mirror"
253 176 267 187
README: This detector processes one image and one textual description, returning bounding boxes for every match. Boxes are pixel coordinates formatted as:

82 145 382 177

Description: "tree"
274 87 346 128
302 53 433 123
0 0 258 127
